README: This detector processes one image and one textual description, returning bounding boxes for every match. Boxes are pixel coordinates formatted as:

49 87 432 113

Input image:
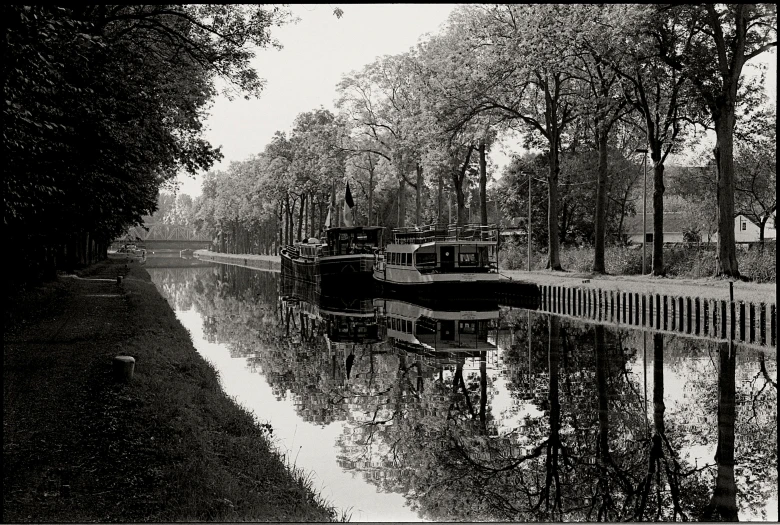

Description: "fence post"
663 296 669 331
686 297 692 334
759 303 766 346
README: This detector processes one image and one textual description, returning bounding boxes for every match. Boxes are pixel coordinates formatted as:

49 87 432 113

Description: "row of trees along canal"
192 4 776 278
4 5 295 287
6 6 775 287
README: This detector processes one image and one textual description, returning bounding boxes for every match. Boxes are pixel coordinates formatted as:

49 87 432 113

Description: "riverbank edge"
3 257 339 522
193 250 776 306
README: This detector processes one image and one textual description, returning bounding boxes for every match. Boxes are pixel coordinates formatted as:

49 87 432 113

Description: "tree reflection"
702 341 739 521
147 266 778 522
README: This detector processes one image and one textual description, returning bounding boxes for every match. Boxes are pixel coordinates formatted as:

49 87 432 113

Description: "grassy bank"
3 258 339 522
499 241 776 283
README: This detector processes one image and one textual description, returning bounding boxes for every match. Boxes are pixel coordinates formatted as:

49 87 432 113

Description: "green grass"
499 241 776 283
4 259 339 522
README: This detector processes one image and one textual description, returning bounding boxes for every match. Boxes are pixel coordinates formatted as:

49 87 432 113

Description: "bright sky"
173 5 776 198
174 4 458 197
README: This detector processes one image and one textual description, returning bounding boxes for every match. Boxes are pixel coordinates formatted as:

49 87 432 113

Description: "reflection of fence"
537 284 776 348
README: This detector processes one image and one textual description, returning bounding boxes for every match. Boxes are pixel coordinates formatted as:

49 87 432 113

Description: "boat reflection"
148 265 778 523
375 296 500 358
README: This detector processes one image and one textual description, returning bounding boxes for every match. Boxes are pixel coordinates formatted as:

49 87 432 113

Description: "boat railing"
391 223 498 244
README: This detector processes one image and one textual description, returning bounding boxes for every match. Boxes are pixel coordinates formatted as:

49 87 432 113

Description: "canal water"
148 262 778 522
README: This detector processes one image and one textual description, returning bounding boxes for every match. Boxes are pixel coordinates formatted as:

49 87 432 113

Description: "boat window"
416 252 436 266
459 321 476 334
459 253 478 266
390 252 397 265
401 253 408 266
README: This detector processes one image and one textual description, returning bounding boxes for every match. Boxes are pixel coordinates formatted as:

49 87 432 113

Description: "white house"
624 212 687 244
733 214 776 243
625 212 776 244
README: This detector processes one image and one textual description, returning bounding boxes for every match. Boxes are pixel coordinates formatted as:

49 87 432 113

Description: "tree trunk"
653 333 665 435
437 174 445 227
652 159 665 276
593 129 609 273
416 163 423 226
479 142 488 226
455 184 467 226
714 113 739 277
702 342 738 521
278 201 283 253
297 194 306 242
547 143 563 270
398 177 406 228
284 196 290 247
452 146 474 227
368 160 374 226
309 191 314 238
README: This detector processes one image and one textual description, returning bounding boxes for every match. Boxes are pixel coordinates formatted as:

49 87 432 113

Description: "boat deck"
391 223 498 244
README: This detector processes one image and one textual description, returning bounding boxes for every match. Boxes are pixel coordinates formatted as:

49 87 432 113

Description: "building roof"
624 212 687 234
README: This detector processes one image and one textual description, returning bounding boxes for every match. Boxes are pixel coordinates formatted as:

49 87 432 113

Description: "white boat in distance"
374 223 499 287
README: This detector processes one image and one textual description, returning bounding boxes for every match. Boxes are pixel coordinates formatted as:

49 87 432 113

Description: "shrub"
499 241 774 283
498 239 526 270
663 245 718 279
738 243 776 283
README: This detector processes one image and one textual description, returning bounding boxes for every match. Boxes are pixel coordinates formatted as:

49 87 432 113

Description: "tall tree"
592 5 698 275
337 53 423 228
4 5 290 282
655 4 777 277
437 5 581 270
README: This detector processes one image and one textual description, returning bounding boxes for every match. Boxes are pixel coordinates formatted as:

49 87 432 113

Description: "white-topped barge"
373 223 499 287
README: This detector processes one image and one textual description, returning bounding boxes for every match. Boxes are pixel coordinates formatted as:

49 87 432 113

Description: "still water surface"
148 263 777 522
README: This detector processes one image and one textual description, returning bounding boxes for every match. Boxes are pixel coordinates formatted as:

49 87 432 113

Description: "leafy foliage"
4 5 289 285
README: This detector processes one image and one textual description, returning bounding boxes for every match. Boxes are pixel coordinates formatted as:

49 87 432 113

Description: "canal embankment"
194 251 776 349
195 250 280 272
3 256 339 522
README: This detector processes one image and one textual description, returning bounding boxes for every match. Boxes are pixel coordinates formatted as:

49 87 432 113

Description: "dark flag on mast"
343 182 354 227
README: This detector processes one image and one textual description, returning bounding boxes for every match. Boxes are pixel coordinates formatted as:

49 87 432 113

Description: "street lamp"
635 148 648 275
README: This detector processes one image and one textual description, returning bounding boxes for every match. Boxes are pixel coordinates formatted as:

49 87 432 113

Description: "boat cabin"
324 226 384 256
384 243 497 273
324 310 382 344
382 224 498 274
375 299 499 353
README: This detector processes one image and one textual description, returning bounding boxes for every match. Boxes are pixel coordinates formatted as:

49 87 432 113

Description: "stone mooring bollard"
113 355 135 383
116 275 123 285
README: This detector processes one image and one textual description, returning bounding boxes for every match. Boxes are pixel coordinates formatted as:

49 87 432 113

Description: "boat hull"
281 250 376 293
374 278 540 309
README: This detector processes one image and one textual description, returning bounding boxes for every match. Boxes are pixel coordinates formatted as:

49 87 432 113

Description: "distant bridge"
121 222 211 249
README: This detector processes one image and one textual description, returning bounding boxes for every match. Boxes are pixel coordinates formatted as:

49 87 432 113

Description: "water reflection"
148 264 778 522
